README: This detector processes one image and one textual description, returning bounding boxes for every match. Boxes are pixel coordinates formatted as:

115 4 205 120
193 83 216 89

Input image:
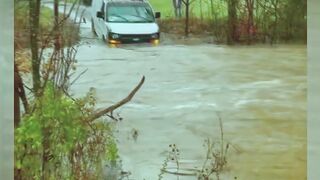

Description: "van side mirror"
96 11 104 19
155 12 161 19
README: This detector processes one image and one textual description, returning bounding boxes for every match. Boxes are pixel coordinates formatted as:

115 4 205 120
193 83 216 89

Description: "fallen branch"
87 76 145 122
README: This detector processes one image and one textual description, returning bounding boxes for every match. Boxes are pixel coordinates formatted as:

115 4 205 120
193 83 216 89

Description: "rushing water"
70 21 306 179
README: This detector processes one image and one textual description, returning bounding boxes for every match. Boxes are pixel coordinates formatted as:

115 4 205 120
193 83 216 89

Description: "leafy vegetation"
14 1 123 178
14 1 146 178
15 83 118 179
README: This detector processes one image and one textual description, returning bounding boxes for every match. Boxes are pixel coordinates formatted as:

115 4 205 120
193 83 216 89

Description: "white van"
91 0 161 44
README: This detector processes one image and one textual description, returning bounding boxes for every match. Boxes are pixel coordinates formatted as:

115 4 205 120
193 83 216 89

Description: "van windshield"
106 3 155 23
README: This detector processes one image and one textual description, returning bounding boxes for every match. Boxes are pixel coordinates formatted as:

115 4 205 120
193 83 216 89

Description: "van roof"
107 0 147 2
107 0 149 5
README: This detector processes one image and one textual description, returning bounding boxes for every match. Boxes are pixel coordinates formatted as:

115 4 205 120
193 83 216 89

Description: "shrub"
15 83 117 179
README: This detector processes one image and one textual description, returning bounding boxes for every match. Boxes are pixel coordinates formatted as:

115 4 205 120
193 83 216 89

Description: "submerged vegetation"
159 115 231 180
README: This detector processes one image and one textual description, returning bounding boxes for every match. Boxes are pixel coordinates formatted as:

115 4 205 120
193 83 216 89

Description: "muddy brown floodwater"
70 21 306 180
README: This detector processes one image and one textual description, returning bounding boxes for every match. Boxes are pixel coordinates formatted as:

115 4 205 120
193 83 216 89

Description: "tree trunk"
29 0 41 94
271 0 279 44
181 0 191 37
210 0 214 19
14 65 21 128
246 0 254 44
41 127 51 180
14 62 29 128
200 0 203 21
39 1 61 179
227 0 238 44
54 0 61 51
185 2 190 37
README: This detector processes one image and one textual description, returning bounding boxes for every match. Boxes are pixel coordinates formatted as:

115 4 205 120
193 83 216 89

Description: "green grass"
149 0 173 17
148 0 227 19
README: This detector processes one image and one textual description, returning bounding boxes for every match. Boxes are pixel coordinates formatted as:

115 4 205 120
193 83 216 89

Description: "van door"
96 2 106 37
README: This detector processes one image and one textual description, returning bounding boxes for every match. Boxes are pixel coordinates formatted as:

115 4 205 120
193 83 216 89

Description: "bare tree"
245 0 254 44
181 0 196 37
54 0 61 51
227 0 239 44
270 0 279 44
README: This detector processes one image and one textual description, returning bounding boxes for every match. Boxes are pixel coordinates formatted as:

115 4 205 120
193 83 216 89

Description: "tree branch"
70 68 88 85
87 76 145 122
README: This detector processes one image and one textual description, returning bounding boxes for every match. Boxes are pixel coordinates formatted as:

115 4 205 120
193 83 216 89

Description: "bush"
15 83 118 179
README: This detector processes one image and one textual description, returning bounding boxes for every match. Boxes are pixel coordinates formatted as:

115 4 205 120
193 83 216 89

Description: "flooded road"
70 20 307 180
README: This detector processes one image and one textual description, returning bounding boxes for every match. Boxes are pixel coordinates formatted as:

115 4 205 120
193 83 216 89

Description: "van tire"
91 19 97 36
